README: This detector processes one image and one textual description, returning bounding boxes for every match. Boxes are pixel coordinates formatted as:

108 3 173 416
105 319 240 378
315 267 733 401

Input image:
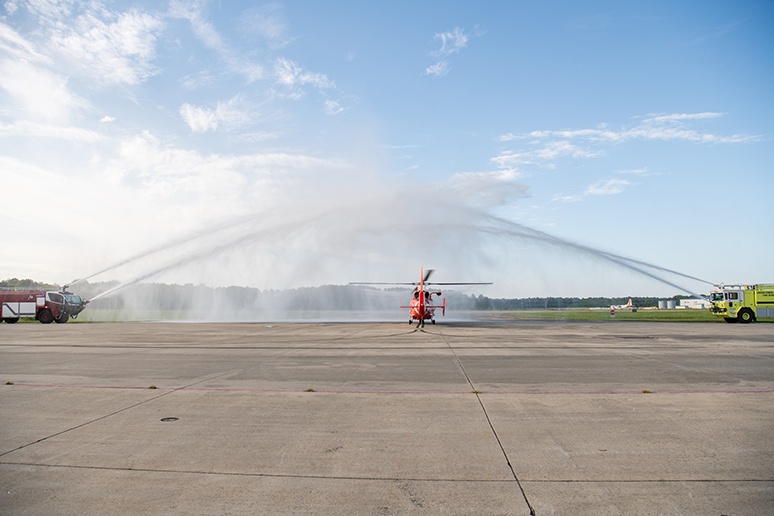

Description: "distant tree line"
1 278 692 312
460 295 683 310
0 278 59 290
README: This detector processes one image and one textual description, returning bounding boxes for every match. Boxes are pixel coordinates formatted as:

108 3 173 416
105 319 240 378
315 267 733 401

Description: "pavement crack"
0 461 520 483
437 329 537 515
0 369 245 459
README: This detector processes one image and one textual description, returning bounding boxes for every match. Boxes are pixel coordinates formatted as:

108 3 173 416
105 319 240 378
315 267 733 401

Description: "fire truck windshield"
711 292 724 302
64 294 83 305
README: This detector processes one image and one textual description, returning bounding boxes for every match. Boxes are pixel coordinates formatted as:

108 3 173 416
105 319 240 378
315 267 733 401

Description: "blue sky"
1 0 772 298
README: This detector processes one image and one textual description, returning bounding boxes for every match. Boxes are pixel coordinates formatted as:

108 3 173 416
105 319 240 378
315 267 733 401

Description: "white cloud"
552 193 582 203
179 96 250 133
425 26 472 76
0 121 103 142
179 70 216 90
0 22 88 123
0 58 86 123
169 0 264 83
424 60 449 77
104 131 346 210
0 22 49 62
50 8 164 85
552 178 633 203
642 112 724 123
433 27 469 57
491 141 602 168
274 57 333 90
496 112 759 204
4 1 19 15
584 178 632 196
499 112 758 145
22 0 77 21
238 3 292 49
324 99 345 116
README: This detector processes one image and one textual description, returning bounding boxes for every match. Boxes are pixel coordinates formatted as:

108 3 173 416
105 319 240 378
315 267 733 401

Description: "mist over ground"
67 280 681 323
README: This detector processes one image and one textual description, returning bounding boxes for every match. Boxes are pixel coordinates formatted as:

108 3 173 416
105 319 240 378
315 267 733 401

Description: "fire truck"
709 284 774 323
0 288 88 324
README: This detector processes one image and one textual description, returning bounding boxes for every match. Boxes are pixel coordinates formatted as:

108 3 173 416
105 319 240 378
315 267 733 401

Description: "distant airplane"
611 298 634 310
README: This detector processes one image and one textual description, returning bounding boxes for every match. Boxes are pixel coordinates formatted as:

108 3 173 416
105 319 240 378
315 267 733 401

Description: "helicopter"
350 267 492 327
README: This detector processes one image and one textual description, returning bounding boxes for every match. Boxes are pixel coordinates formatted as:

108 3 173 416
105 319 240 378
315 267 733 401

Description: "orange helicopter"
351 267 491 327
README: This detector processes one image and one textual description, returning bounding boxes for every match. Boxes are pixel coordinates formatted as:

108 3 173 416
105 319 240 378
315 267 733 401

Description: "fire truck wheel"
38 309 54 324
3 318 19 324
737 309 754 324
55 314 70 324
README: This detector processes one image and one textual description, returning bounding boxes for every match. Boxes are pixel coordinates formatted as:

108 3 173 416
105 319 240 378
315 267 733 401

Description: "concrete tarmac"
0 320 772 515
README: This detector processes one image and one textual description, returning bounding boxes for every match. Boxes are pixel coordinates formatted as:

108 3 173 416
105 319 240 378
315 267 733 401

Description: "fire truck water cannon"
0 287 89 324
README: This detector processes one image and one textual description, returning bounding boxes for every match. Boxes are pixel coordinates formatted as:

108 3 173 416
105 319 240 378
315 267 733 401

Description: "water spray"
80 191 714 303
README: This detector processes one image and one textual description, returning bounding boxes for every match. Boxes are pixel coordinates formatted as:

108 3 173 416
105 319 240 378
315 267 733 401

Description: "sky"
1 0 772 299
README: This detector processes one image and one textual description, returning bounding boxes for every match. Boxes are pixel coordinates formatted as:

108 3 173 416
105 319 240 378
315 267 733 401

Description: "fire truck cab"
0 289 88 324
709 284 774 323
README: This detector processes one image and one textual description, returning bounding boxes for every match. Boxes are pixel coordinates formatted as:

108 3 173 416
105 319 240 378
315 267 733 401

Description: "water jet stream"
82 195 713 302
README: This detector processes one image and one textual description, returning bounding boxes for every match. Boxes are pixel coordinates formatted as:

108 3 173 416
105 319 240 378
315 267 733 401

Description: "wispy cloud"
237 3 293 50
496 112 756 205
0 22 87 123
584 177 632 196
499 112 758 144
425 26 471 77
179 96 251 133
425 61 450 77
324 99 345 116
0 23 49 63
552 177 633 203
495 112 759 199
274 57 334 90
51 8 164 85
169 0 264 83
435 26 470 56
491 141 602 168
0 56 86 123
0 121 103 142
273 57 336 108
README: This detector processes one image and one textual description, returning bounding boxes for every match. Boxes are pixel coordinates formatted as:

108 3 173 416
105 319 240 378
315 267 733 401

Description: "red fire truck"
0 288 88 324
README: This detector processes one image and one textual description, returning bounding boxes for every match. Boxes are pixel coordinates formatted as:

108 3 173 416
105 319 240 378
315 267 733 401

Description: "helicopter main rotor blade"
423 269 434 283
351 281 492 286
425 282 493 286
349 282 417 285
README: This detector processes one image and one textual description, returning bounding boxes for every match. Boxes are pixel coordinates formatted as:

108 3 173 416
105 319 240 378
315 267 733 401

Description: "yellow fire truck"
709 284 774 323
